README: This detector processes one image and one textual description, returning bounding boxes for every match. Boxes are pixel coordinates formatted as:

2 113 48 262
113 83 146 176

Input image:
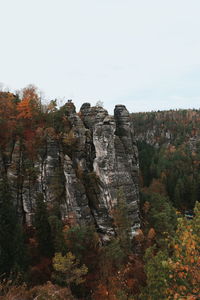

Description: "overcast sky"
1 0 200 113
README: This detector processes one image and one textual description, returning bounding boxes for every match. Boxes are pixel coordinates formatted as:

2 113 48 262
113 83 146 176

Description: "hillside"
0 89 199 299
131 110 200 210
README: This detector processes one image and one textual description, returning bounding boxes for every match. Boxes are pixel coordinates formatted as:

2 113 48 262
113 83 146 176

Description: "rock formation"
1 101 140 238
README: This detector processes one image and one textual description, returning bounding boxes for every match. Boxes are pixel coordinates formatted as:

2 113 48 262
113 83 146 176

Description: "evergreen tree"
52 252 88 287
140 247 170 300
174 178 184 208
99 238 125 281
48 215 67 254
113 188 132 254
147 193 177 246
65 225 99 266
0 180 26 277
34 193 54 257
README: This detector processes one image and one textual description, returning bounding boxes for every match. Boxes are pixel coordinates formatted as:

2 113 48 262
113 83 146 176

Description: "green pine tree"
48 215 67 254
147 193 177 246
34 193 54 257
0 180 27 277
113 188 132 254
140 247 170 300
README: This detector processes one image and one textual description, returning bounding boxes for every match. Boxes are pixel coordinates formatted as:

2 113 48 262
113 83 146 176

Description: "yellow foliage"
53 252 88 286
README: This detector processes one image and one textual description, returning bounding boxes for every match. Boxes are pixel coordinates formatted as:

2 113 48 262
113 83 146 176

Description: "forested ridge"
0 87 199 299
131 110 200 211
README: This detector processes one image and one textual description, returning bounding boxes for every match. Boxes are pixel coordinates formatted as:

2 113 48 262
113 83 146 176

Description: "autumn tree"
52 252 88 287
166 202 200 298
15 85 44 159
140 202 200 299
17 85 41 120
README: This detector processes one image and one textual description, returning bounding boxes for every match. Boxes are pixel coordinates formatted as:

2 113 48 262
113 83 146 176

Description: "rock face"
92 107 139 236
2 102 140 237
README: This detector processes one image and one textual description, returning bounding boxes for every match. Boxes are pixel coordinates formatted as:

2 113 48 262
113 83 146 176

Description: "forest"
0 86 199 299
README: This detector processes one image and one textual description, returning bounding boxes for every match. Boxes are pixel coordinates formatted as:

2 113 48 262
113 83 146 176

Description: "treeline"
132 109 200 145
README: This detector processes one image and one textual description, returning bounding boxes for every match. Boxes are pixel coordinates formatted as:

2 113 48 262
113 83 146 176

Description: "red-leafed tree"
16 85 43 158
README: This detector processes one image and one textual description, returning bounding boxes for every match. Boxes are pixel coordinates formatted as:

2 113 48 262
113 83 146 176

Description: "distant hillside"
131 109 200 210
132 109 200 146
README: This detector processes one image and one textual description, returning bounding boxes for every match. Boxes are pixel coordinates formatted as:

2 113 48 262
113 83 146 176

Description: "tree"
65 225 99 274
34 193 54 257
146 193 177 246
113 188 132 254
52 252 88 287
0 92 17 149
140 247 170 300
0 180 26 277
99 238 125 281
17 85 40 120
166 203 200 298
48 215 67 254
137 141 156 187
140 202 200 299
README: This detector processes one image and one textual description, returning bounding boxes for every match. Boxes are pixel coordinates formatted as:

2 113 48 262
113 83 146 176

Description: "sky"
1 0 200 113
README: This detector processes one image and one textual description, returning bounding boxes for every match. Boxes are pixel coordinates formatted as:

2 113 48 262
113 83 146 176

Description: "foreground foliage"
141 202 200 299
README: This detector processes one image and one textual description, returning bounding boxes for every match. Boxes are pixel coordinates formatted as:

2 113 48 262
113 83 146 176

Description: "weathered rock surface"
2 102 140 236
93 107 139 236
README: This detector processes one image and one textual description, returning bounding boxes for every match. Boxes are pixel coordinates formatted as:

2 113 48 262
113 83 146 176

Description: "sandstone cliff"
0 101 140 238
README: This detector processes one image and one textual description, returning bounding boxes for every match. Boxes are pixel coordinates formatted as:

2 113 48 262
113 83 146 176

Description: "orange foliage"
92 255 146 300
17 86 40 120
147 227 156 240
135 229 145 243
23 128 40 159
166 217 200 299
17 97 33 119
28 258 52 285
